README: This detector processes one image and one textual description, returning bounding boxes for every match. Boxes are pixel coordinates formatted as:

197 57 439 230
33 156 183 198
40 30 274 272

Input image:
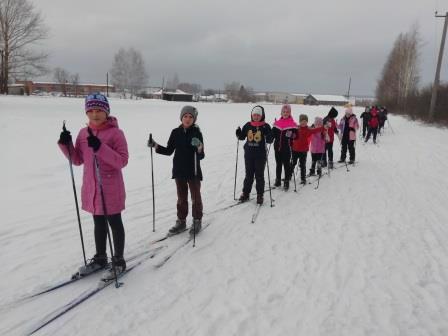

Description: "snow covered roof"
291 93 308 97
309 94 348 102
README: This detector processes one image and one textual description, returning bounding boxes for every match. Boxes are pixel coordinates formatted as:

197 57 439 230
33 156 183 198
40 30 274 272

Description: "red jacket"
368 109 379 128
292 125 324 152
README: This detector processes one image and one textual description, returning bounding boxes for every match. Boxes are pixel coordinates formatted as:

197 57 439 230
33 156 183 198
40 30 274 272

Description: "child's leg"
188 179 203 220
274 150 282 182
327 142 334 163
175 179 189 220
254 156 266 195
348 140 355 162
283 151 292 181
243 155 256 195
93 215 108 256
299 152 307 181
373 128 378 142
108 213 125 259
340 141 348 161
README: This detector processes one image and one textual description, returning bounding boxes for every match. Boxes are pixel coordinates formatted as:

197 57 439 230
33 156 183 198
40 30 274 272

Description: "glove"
87 129 101 152
58 129 72 145
191 137 202 148
235 127 242 138
147 138 157 148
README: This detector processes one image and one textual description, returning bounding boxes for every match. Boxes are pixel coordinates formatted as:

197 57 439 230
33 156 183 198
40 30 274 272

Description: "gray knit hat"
180 105 198 123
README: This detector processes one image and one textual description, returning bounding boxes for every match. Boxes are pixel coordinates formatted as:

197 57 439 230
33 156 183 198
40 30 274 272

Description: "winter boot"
101 256 126 281
329 161 334 169
308 169 315 177
256 194 264 205
274 178 281 187
317 168 322 177
168 219 187 235
189 219 202 235
284 180 289 190
78 254 108 276
239 192 250 202
348 160 355 165
337 159 345 163
300 178 306 185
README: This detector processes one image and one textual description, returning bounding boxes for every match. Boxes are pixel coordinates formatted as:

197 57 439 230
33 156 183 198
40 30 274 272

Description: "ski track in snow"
1 96 448 335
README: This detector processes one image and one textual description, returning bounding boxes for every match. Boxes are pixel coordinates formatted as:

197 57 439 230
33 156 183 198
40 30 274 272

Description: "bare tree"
70 73 80 97
53 67 69 96
177 82 202 94
165 73 179 91
110 47 148 98
0 0 48 93
376 24 420 111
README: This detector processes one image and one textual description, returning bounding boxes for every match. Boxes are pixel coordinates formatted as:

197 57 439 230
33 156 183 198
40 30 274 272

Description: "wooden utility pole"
347 76 352 99
429 12 448 121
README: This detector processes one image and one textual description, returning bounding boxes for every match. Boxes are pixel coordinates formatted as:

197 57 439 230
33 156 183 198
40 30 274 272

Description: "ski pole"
88 128 120 288
315 155 323 190
387 119 395 134
233 138 239 201
149 133 156 232
288 139 297 192
63 121 87 267
266 143 274 207
193 150 198 248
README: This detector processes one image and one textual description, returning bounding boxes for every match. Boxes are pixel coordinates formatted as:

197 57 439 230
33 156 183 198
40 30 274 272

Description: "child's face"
300 119 308 127
182 113 194 128
87 109 107 126
281 109 291 119
252 114 262 122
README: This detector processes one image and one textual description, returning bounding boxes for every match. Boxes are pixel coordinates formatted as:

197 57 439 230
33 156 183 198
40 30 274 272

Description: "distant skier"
58 93 128 280
291 114 325 185
148 106 204 236
337 104 359 164
322 107 339 169
359 106 371 138
272 104 298 190
235 105 273 205
365 106 379 144
378 106 388 134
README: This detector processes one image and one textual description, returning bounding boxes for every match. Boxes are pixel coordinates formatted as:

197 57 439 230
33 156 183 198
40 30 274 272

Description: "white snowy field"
1 95 448 336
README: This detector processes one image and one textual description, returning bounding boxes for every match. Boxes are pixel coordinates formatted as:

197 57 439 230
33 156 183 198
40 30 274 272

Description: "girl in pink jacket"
309 117 328 176
58 93 128 278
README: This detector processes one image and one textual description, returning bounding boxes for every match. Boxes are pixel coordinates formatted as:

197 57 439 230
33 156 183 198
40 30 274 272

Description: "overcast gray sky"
29 0 447 96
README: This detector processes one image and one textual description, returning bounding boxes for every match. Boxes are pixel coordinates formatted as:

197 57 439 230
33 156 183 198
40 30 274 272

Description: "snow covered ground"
1 96 448 336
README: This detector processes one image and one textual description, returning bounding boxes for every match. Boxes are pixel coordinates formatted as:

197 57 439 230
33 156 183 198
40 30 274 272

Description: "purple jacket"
58 117 128 215
338 114 359 141
309 117 326 154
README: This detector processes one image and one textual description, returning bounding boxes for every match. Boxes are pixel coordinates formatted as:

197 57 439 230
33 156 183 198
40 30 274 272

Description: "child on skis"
235 105 273 205
337 104 359 164
58 93 129 280
272 104 297 190
309 117 329 177
148 106 204 236
291 114 325 185
322 107 339 169
365 106 379 144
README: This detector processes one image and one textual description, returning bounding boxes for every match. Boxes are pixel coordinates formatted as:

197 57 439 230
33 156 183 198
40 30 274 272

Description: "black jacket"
238 122 273 158
156 125 204 180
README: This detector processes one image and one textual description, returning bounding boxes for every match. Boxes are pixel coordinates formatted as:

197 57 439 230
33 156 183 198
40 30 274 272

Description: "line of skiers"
359 105 388 144
235 103 360 205
57 93 371 281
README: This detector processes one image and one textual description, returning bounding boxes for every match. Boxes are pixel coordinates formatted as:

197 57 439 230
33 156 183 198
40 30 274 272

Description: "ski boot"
256 194 264 205
328 161 334 169
284 180 289 190
168 219 187 236
308 169 315 177
101 256 126 281
239 193 250 202
274 178 281 187
189 219 202 235
78 254 108 277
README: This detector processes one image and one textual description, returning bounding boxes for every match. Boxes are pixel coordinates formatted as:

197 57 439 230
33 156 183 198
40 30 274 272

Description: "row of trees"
376 24 447 124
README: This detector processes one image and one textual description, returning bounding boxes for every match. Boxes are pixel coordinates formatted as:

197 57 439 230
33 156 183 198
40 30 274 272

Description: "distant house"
254 92 308 104
139 87 163 99
304 94 349 106
8 83 26 95
16 80 114 96
291 93 308 104
162 89 193 102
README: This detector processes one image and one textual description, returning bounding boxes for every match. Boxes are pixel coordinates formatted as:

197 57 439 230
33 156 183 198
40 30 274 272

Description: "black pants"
93 213 125 258
310 153 324 173
243 155 266 195
340 140 356 162
365 127 378 143
362 122 368 137
275 150 292 181
291 151 307 181
322 142 334 165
